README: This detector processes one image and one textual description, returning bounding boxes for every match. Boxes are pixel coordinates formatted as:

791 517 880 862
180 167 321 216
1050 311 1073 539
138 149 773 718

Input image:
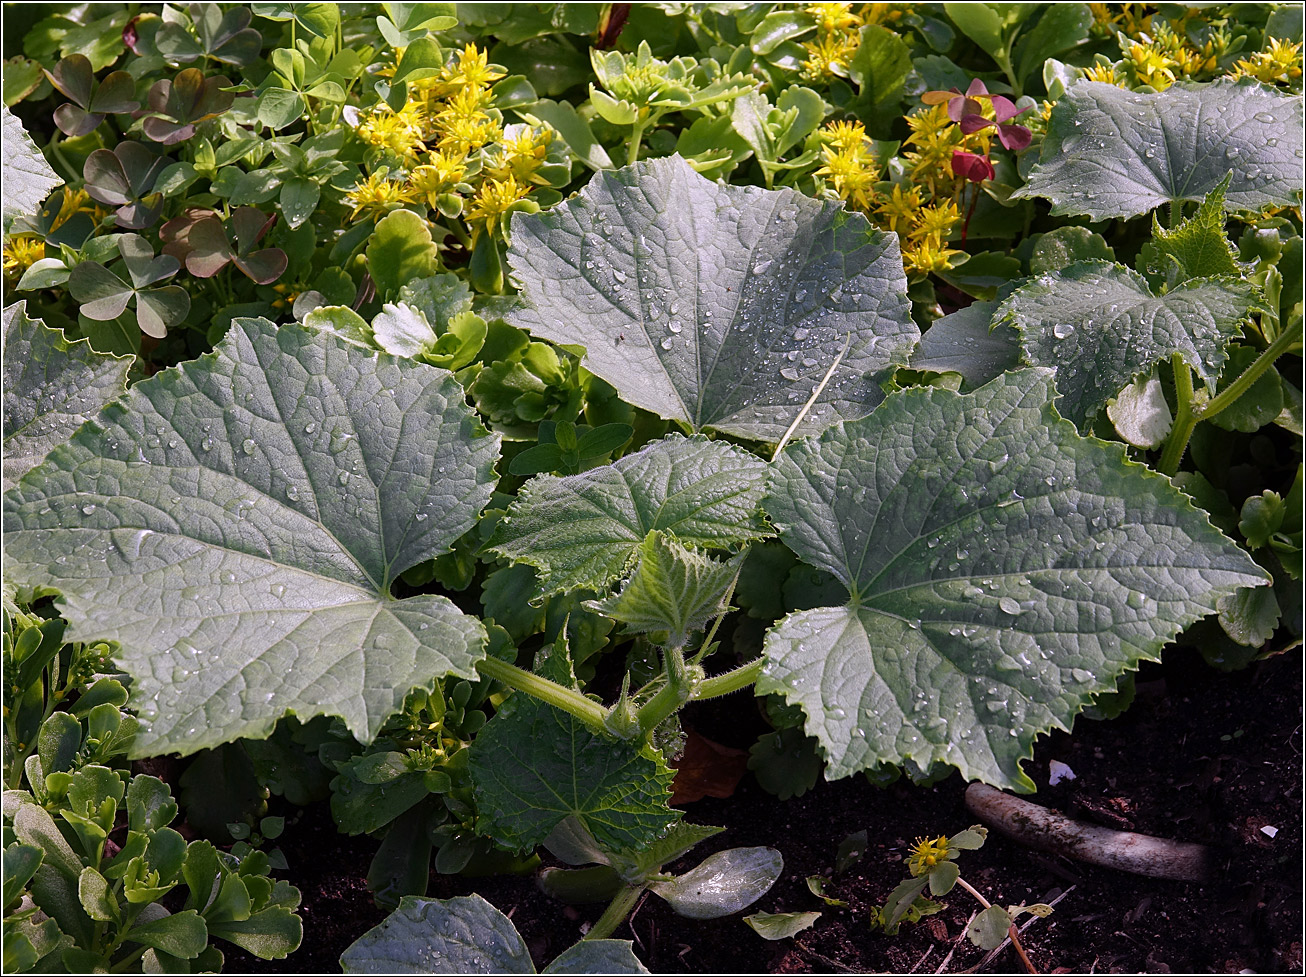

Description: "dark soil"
227 649 1302 974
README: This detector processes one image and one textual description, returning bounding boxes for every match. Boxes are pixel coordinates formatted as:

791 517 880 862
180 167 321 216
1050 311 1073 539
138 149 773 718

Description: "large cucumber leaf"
761 369 1268 790
1013 79 1304 220
506 154 917 441
3 318 499 756
488 434 770 597
2 103 62 232
995 261 1254 429
3 302 130 490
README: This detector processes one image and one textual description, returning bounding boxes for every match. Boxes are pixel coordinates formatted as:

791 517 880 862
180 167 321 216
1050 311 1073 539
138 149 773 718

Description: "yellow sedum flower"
1083 61 1124 85
485 124 554 184
801 29 860 80
345 172 414 222
357 104 427 159
407 151 469 209
906 835 951 876
823 119 870 157
1233 37 1303 85
875 183 924 236
902 233 963 277
816 148 877 211
465 175 529 238
435 86 502 153
1127 42 1177 90
806 2 860 34
441 43 505 91
910 200 961 242
3 236 45 278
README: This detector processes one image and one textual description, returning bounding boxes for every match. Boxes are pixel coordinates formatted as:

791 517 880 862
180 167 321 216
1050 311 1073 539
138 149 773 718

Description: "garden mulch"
225 648 1302 974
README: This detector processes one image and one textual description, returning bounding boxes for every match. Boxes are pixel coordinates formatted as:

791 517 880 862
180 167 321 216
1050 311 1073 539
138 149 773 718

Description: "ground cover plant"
2 2 1301 972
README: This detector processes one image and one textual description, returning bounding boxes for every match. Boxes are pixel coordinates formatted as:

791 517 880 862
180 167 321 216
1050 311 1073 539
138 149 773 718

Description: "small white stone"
1048 759 1076 786
1260 825 1278 839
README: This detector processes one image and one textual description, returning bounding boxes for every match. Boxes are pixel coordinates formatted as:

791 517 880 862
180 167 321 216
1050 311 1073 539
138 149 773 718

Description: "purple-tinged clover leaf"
68 233 190 339
83 142 171 230
141 68 234 144
161 206 287 284
155 3 262 67
45 54 141 138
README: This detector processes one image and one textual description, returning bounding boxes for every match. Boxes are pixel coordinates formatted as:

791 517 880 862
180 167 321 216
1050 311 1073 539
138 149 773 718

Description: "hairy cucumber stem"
474 656 609 733
583 884 643 941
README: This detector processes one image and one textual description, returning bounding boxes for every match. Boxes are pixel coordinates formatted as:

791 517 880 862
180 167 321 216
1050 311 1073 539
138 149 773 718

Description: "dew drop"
1053 323 1074 339
81 503 97 515
999 596 1021 615
241 438 257 455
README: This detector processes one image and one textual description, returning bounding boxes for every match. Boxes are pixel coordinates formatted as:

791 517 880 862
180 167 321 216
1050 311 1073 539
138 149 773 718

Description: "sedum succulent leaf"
506 155 917 441
3 318 499 756
761 369 1267 790
1013 79 1304 220
2 302 129 490
488 434 771 597
996 261 1255 429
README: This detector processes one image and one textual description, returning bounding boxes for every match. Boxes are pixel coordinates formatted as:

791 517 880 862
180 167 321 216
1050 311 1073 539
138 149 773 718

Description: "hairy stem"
1158 317 1301 474
694 657 764 700
583 884 643 941
1158 352 1195 476
474 657 609 733
636 642 689 734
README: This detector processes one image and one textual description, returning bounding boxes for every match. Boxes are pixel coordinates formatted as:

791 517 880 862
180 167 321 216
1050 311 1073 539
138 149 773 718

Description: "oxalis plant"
2 16 1301 969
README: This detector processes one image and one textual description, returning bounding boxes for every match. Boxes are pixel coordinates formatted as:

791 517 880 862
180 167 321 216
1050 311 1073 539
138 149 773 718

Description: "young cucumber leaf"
470 646 677 853
996 261 1255 429
506 154 917 441
2 302 130 491
2 318 499 757
1013 79 1304 220
586 531 744 643
761 369 1268 791
488 434 770 597
339 894 648 974
1139 174 1242 286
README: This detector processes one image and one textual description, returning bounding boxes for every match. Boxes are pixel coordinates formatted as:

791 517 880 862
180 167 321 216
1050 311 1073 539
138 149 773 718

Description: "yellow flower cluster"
814 108 974 280
1233 37 1303 85
1089 3 1153 39
1118 22 1235 90
349 43 557 240
2 236 45 279
906 835 951 876
800 3 863 81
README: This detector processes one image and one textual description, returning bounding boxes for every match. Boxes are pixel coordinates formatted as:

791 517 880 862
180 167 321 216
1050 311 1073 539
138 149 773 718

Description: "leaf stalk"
473 656 609 733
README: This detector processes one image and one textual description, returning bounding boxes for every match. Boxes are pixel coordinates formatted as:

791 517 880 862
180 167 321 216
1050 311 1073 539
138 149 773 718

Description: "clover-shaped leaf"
1013 79 1304 220
45 54 140 137
161 206 287 284
142 68 234 144
156 3 262 67
760 369 1267 791
83 142 171 230
68 233 190 338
